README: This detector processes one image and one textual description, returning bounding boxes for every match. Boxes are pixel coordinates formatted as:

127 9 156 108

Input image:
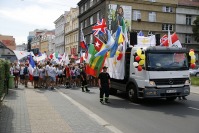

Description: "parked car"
189 68 199 77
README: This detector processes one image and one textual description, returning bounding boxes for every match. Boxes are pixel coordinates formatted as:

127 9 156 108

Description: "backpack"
23 67 28 75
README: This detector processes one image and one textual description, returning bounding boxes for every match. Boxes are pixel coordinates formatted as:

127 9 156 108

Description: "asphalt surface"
57 86 199 133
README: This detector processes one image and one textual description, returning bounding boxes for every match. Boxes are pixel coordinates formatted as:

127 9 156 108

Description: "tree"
192 16 199 42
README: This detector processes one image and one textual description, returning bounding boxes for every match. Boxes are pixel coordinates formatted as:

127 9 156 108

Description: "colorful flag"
109 26 123 58
160 34 168 45
80 29 88 49
92 18 107 36
161 32 182 48
94 29 115 57
94 36 105 52
28 55 35 81
86 44 106 77
138 31 144 36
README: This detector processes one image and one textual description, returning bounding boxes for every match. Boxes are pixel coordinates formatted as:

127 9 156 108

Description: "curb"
0 93 6 102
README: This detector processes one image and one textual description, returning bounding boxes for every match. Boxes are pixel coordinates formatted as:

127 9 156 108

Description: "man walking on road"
98 66 111 104
80 67 90 92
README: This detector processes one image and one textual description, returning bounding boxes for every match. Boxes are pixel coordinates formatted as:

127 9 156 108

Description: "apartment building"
78 0 177 44
30 29 55 55
54 12 68 54
65 7 79 57
176 0 199 60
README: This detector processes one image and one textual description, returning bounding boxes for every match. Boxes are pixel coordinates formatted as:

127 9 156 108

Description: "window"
85 19 87 27
162 24 173 31
185 34 191 43
163 6 173 12
81 6 84 13
97 12 100 21
149 0 156 2
149 12 156 22
90 0 93 7
90 34 93 43
85 3 87 11
90 16 93 25
186 15 192 25
81 22 83 29
133 10 141 20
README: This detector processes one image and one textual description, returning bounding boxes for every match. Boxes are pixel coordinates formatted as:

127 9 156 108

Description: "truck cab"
110 46 190 102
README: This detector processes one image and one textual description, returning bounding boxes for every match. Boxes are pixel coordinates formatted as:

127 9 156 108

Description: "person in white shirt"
10 63 14 76
44 61 50 89
19 63 25 85
39 64 45 88
13 62 20 88
49 63 57 90
33 63 39 88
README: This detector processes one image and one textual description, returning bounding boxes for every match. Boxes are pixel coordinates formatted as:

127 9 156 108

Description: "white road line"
55 88 124 133
188 107 199 111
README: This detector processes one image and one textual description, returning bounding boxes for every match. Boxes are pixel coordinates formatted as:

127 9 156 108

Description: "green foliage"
0 59 10 98
191 76 199 86
192 16 199 42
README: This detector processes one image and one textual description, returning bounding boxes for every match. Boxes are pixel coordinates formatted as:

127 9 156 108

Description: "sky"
0 0 80 45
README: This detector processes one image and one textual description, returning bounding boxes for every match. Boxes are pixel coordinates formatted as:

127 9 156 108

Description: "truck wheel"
109 88 117 95
127 84 139 103
166 97 177 101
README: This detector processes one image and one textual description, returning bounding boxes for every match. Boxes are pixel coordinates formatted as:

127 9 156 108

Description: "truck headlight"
149 81 156 86
185 80 190 85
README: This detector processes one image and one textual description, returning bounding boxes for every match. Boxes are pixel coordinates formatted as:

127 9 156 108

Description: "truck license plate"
166 90 177 93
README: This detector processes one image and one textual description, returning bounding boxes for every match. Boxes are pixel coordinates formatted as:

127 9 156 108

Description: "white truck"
110 46 191 102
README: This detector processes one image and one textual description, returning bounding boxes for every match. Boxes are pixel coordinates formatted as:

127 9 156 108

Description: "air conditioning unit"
137 19 141 22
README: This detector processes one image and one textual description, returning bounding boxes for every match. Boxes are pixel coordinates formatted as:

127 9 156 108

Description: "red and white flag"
94 36 105 52
161 32 182 48
80 29 88 49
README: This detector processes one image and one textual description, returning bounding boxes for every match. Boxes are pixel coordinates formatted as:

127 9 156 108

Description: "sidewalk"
0 84 112 133
0 85 198 133
191 85 199 94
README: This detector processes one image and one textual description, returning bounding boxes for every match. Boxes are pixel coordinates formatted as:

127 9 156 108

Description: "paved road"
57 86 199 133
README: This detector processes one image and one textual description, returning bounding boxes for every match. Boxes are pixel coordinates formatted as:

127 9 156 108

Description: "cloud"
0 5 64 29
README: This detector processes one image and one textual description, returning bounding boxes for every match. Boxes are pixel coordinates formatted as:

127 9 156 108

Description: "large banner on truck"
108 4 132 35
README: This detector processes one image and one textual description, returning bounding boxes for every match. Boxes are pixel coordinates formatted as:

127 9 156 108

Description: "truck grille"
151 78 187 85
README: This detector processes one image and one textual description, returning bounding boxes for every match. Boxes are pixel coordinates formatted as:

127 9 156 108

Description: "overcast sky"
0 0 79 45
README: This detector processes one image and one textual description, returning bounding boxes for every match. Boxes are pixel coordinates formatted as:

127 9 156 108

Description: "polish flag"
28 55 35 81
161 32 182 48
80 29 88 49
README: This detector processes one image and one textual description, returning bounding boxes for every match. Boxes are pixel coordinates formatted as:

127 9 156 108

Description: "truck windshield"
147 53 189 71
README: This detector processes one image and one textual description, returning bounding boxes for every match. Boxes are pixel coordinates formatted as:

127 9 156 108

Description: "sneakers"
100 101 104 104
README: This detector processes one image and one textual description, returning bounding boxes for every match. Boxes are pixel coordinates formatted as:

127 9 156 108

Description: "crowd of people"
9 59 99 91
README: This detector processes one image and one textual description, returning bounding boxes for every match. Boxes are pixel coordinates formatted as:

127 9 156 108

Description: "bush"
191 76 199 86
0 59 10 98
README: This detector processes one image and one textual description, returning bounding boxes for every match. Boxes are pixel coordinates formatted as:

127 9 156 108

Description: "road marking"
55 88 124 133
188 107 199 111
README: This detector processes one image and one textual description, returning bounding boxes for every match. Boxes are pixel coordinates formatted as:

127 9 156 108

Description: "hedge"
0 59 10 99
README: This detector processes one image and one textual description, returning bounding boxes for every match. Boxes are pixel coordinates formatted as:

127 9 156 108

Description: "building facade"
30 29 55 55
65 7 79 57
54 12 68 54
176 0 199 62
16 43 27 51
0 35 16 50
78 0 177 44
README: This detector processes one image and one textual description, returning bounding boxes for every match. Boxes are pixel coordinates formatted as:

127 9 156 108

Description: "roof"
178 0 199 7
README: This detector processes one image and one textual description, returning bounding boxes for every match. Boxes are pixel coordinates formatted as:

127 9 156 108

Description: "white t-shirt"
20 67 25 75
45 65 50 76
39 68 44 78
10 67 14 75
49 66 57 77
58 69 63 75
13 65 20 73
33 67 39 77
